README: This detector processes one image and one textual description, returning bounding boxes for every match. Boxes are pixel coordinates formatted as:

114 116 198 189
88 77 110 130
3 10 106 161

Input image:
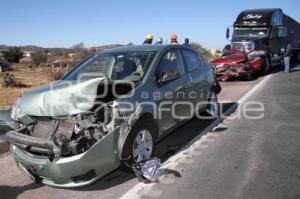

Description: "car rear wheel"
120 118 155 172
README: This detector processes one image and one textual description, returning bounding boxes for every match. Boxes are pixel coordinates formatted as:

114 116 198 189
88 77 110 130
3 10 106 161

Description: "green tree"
1 47 24 63
32 51 47 66
2 72 17 87
189 42 212 60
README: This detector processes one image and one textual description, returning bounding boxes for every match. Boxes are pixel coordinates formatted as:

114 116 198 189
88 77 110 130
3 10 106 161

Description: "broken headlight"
247 51 259 61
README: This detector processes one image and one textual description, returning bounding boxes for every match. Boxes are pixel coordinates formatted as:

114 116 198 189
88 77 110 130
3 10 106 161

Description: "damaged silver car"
3 45 221 188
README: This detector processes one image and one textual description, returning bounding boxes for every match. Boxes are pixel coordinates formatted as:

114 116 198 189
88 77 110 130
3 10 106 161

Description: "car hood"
213 54 246 66
18 78 105 117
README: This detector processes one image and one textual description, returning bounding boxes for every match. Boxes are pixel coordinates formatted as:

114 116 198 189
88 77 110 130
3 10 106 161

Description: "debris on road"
133 158 181 183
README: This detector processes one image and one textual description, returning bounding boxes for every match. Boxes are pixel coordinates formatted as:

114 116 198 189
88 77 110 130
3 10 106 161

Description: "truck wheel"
120 118 155 172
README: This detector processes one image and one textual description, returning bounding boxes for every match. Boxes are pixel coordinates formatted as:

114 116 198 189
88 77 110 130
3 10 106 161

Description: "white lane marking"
120 75 272 199
237 75 271 105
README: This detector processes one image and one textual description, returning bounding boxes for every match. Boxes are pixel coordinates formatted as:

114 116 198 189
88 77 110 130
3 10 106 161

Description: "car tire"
202 91 219 120
120 117 156 173
245 71 253 81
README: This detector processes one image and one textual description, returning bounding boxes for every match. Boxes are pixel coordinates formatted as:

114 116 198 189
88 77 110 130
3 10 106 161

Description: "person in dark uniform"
183 38 189 46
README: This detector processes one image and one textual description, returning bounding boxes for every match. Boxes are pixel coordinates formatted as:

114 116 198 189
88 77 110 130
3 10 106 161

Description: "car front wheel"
120 118 155 172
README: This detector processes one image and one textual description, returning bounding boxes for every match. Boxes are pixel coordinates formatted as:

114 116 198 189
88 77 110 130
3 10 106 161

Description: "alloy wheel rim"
132 129 153 163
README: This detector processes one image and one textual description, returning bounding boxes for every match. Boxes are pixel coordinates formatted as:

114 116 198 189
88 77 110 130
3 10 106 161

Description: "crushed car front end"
213 49 263 81
8 125 121 188
5 77 134 188
6 102 126 188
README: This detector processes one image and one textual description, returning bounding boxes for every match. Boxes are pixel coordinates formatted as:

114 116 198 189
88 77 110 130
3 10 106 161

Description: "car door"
155 49 192 131
181 49 209 112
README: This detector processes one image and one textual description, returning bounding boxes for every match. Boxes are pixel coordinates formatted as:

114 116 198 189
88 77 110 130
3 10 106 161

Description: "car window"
157 49 185 76
63 51 155 81
182 49 203 72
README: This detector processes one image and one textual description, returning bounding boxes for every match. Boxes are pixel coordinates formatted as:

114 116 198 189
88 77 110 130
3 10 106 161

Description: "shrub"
47 69 66 81
189 42 212 60
1 47 24 64
32 51 47 66
2 72 17 87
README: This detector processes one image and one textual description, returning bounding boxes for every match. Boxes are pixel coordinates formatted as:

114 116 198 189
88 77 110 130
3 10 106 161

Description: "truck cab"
226 8 289 70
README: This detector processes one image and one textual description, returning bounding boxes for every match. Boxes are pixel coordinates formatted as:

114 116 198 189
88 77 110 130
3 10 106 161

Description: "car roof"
99 44 188 54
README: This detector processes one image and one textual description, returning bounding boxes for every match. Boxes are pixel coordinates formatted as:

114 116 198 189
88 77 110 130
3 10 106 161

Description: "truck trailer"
226 8 300 73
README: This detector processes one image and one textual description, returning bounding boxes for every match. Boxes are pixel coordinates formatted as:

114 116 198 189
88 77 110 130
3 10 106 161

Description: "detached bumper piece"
7 130 54 155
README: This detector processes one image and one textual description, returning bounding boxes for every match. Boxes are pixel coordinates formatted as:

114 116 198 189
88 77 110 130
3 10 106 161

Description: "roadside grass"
0 68 52 109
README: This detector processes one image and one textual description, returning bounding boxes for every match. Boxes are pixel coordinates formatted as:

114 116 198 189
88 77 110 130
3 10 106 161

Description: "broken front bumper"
216 64 249 81
8 127 121 188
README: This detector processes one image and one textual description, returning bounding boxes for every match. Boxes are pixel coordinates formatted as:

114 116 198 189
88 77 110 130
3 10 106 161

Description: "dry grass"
0 68 52 109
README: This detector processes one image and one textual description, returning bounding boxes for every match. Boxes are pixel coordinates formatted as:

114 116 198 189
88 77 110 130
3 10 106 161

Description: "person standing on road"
143 34 154 44
183 38 189 46
155 37 164 44
284 41 292 73
170 34 179 45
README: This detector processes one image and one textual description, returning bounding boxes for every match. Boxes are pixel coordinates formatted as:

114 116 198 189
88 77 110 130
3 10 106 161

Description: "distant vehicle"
226 8 300 73
3 45 220 188
213 48 263 81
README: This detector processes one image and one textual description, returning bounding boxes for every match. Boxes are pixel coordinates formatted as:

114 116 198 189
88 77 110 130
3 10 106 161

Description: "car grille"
31 119 75 139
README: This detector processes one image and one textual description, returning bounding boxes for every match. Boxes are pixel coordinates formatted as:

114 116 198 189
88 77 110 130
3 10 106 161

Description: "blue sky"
0 0 299 49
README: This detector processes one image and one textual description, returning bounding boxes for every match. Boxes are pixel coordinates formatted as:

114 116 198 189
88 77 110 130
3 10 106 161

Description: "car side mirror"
226 28 230 39
157 70 179 84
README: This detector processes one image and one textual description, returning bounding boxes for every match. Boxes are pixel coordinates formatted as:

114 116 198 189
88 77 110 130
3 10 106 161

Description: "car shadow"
79 102 238 191
154 102 237 161
77 169 136 191
0 183 42 199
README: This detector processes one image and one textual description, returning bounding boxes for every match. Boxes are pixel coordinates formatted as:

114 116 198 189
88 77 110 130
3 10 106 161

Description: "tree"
72 42 84 49
32 50 47 66
71 42 89 59
1 47 24 63
189 42 212 60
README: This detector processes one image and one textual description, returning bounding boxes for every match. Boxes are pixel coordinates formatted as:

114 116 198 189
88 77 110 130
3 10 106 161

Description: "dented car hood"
18 77 105 117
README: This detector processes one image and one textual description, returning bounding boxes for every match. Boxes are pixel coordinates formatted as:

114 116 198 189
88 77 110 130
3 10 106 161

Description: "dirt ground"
0 68 52 109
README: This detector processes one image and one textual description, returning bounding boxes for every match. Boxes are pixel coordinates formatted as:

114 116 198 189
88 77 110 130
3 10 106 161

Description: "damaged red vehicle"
212 47 265 81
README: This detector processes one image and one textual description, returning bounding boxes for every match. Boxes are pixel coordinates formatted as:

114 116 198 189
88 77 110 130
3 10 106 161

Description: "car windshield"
233 27 268 40
63 51 155 81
